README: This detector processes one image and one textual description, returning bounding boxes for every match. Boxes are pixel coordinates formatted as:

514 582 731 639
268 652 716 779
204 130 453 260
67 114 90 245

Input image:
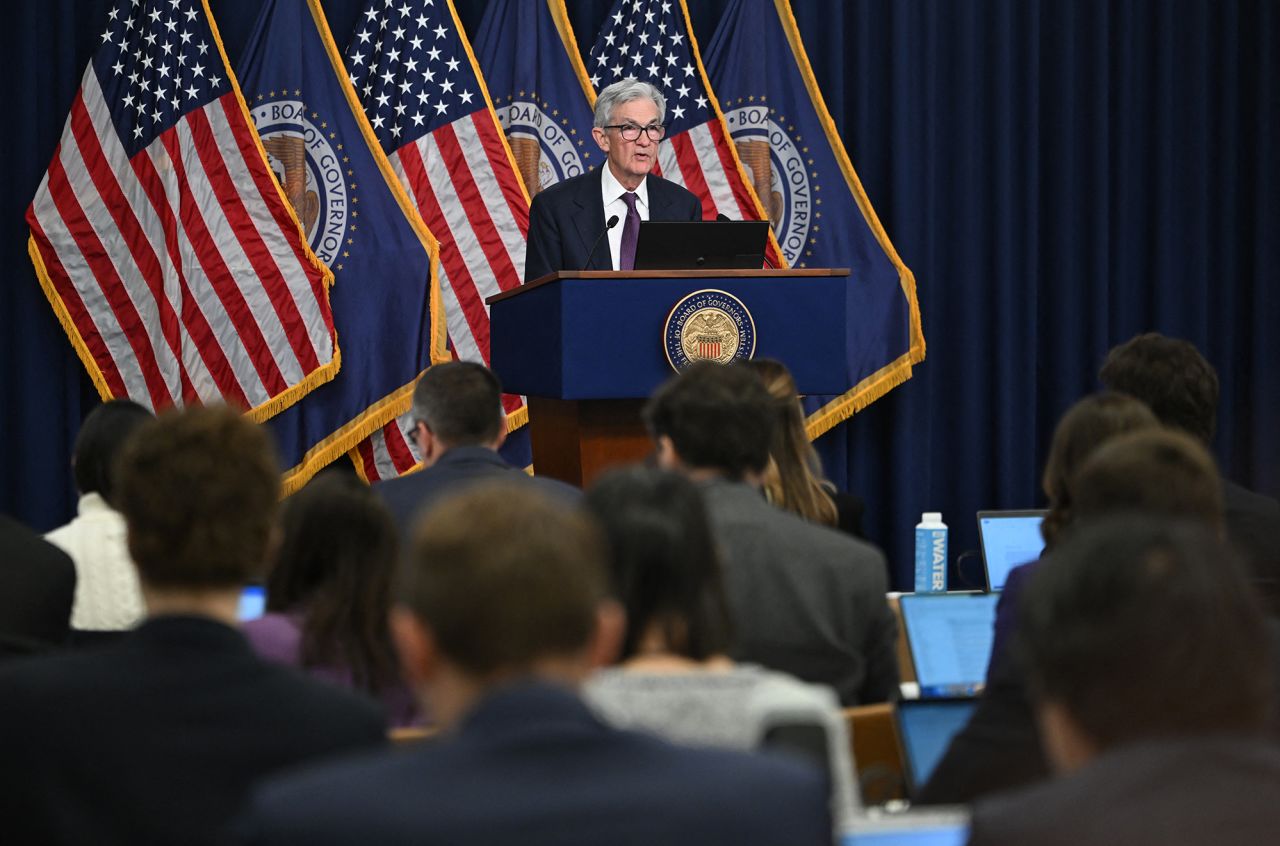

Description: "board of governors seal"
664 289 757 371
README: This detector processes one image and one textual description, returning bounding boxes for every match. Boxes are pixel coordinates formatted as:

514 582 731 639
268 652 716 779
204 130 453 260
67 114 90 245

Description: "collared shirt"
600 165 649 271
45 492 145 631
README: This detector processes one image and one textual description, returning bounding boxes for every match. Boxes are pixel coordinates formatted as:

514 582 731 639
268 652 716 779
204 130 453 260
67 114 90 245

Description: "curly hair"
1098 332 1219 444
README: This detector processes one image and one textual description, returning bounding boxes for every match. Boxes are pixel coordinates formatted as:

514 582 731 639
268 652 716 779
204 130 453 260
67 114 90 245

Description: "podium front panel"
491 272 850 399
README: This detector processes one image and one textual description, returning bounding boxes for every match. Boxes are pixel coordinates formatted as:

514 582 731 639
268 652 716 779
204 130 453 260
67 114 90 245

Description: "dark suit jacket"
969 737 1280 846
0 615 386 845
1223 479 1280 614
237 681 832 846
701 479 899 706
916 643 1048 805
375 446 581 538
523 167 703 281
0 513 76 653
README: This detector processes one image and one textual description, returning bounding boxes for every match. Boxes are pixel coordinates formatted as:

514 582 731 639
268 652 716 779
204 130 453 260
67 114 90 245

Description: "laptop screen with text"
899 593 998 697
977 510 1047 591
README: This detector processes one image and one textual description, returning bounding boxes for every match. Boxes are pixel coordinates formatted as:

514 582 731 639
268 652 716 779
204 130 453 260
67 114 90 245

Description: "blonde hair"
745 359 839 527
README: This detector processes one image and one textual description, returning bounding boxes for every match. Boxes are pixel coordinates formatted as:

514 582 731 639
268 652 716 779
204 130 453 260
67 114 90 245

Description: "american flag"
346 0 530 482
588 0 783 267
26 0 337 418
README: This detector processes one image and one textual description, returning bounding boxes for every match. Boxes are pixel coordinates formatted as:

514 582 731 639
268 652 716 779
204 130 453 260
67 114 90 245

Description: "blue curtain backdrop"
4 1 1277 589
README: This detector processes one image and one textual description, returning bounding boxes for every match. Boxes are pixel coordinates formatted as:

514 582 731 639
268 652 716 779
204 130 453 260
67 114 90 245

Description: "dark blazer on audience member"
0 513 76 654
237 682 832 846
523 167 702 282
916 640 1049 805
969 737 1280 846
701 478 899 706
375 446 580 537
1223 479 1280 613
0 615 386 846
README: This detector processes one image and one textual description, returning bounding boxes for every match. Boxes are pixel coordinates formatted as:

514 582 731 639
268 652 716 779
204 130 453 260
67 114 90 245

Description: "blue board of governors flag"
237 0 445 493
704 0 925 434
473 0 601 198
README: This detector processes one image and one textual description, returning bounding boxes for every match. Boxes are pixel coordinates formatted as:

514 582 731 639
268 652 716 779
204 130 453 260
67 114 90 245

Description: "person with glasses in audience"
523 77 702 282
376 361 579 541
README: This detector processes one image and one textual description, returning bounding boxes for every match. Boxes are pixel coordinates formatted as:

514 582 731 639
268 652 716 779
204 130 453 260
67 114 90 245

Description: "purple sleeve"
241 612 304 668
986 560 1039 680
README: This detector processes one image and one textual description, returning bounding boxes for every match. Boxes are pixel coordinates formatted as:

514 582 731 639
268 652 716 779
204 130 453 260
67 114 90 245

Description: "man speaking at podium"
523 79 702 282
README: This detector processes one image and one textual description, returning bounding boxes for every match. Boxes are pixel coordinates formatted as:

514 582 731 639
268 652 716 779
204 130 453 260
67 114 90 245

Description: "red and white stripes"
28 66 335 416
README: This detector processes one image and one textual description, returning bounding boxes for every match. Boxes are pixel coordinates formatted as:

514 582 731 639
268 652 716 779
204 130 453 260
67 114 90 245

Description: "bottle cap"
922 512 943 523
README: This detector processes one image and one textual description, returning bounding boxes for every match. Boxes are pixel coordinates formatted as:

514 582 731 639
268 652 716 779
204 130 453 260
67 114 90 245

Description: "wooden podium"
486 269 851 487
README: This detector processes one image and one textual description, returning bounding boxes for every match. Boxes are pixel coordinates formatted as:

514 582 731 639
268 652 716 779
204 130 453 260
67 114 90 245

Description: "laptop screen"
899 593 998 697
842 810 970 846
633 220 769 270
977 510 1046 591
237 584 266 622
897 699 978 794
844 826 968 846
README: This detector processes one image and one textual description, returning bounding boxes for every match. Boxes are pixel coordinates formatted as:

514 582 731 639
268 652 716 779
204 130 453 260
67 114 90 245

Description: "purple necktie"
618 191 641 271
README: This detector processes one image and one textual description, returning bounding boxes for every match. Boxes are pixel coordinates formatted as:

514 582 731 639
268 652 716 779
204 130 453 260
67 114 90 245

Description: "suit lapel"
647 175 676 221
571 168 610 271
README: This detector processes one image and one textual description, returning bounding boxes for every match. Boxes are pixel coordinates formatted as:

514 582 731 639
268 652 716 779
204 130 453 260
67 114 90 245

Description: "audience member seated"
969 517 1280 846
1099 331 1280 611
0 406 385 845
580 466 858 828
0 513 75 657
643 361 897 706
990 393 1159 668
45 398 152 631
236 485 832 845
376 361 579 537
244 472 420 727
744 358 866 539
921 427 1227 806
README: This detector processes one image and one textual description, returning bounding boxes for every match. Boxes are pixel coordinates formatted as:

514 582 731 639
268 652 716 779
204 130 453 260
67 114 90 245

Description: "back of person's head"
72 399 154 506
400 485 609 678
743 359 838 527
411 362 504 448
583 467 732 662
266 471 399 692
1018 517 1271 766
1098 332 1219 444
642 361 775 479
1040 392 1160 549
1072 428 1224 534
114 405 279 589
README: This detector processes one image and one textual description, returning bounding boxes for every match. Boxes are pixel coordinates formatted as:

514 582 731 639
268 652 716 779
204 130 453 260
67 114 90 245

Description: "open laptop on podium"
633 219 770 270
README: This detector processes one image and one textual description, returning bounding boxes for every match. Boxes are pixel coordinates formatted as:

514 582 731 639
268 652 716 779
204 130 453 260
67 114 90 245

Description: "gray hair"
593 78 666 129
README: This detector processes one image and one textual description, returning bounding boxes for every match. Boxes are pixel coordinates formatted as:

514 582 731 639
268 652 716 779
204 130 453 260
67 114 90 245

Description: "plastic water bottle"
914 512 949 593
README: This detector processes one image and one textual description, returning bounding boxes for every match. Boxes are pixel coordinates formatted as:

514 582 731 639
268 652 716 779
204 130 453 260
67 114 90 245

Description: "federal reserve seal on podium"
663 289 757 370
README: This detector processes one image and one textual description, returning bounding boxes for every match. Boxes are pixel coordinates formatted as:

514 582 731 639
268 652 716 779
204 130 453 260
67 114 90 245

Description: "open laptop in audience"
843 807 970 846
898 593 998 699
238 583 267 622
895 698 979 799
976 510 1046 591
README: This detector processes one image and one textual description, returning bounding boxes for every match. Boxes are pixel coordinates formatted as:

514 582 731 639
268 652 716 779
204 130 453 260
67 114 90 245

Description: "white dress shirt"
45 492 146 630
600 166 650 271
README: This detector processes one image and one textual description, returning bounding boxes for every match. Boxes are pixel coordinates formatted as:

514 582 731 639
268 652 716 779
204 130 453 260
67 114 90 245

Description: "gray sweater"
584 665 859 828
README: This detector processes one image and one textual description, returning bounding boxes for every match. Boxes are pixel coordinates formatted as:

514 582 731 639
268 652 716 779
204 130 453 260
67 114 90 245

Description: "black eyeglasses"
602 123 667 141
403 420 422 441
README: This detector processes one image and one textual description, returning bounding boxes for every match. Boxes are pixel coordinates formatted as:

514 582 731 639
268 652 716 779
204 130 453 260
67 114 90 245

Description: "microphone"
585 215 620 270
